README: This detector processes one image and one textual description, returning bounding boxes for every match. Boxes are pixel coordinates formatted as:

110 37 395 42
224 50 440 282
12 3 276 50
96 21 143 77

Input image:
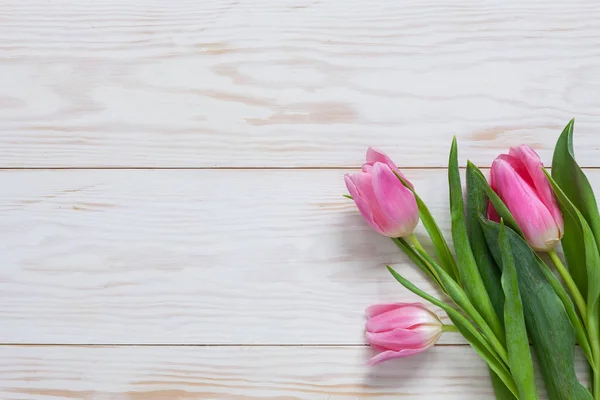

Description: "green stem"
593 345 600 399
407 238 508 364
587 315 600 399
406 234 443 286
548 249 588 322
548 250 599 397
407 233 427 253
590 333 600 398
442 324 459 333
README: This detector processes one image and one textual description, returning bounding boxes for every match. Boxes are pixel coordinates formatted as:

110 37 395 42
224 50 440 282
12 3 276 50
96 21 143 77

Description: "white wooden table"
0 0 598 398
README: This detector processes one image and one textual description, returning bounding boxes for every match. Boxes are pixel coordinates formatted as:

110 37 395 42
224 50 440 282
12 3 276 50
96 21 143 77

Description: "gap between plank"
0 343 469 347
1 166 599 171
0 166 455 170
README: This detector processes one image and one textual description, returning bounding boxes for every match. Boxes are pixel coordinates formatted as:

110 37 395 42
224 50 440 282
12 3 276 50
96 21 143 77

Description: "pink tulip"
363 147 413 188
489 145 564 251
345 148 419 238
365 303 443 366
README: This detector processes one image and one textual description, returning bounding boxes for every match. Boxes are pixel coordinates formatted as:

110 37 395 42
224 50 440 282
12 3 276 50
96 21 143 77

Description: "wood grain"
0 345 589 399
0 168 586 345
3 0 599 397
1 0 600 167
0 168 451 344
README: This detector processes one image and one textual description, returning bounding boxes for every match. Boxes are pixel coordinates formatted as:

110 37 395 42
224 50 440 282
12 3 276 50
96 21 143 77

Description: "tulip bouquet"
344 120 600 400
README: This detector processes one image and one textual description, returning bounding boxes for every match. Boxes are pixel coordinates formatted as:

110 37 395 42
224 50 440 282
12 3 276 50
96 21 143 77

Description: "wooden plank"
0 168 454 344
0 345 589 399
0 168 583 344
1 0 600 167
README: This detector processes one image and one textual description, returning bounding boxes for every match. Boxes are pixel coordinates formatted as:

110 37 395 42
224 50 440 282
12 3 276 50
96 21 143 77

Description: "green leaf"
466 161 505 321
394 172 459 281
466 162 592 366
481 219 592 400
408 242 508 364
555 214 588 298
545 169 600 395
545 170 600 327
466 163 518 400
552 119 600 279
466 162 521 235
342 194 353 200
392 238 441 288
448 139 504 344
447 316 518 400
490 370 518 400
498 221 538 400
535 256 594 367
386 266 518 398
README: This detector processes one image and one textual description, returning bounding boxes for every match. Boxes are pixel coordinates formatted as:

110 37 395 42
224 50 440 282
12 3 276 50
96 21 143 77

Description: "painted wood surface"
0 0 599 167
0 346 589 399
0 168 592 346
2 0 599 398
0 169 457 345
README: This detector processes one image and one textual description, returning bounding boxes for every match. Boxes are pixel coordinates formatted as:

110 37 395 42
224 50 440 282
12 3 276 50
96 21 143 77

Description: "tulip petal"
368 347 429 366
366 304 440 333
488 170 501 222
344 173 386 235
371 162 419 237
366 147 413 187
365 303 403 319
365 302 424 319
366 147 399 171
496 153 536 189
510 145 564 234
366 327 441 351
491 158 561 251
488 201 501 222
361 164 374 174
369 343 391 352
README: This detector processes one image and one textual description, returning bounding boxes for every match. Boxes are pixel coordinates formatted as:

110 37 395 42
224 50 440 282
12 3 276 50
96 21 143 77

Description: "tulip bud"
489 145 564 251
365 303 443 366
363 147 413 188
345 149 419 238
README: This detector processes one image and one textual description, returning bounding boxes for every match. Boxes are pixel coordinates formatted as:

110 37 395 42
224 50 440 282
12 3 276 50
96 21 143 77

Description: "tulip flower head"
489 145 564 251
362 147 413 187
345 148 419 238
365 303 443 366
